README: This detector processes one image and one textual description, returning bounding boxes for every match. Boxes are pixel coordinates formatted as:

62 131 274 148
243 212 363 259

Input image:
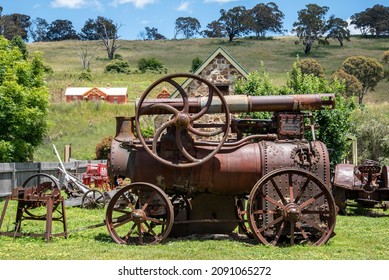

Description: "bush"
191 57 203 73
332 69 362 98
95 136 113 160
138 57 167 74
293 58 325 78
382 50 389 64
104 60 130 74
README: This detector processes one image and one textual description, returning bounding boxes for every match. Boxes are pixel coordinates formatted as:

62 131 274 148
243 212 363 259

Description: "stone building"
172 46 248 98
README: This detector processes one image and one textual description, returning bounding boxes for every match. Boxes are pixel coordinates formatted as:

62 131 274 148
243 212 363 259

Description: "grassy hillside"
29 36 389 161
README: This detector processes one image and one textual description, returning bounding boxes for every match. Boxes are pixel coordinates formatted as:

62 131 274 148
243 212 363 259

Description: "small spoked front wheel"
105 182 174 245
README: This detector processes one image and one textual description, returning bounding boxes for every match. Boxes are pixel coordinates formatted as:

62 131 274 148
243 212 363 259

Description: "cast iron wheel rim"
135 73 231 168
235 196 254 239
22 173 61 218
248 168 336 246
81 189 106 209
105 182 174 245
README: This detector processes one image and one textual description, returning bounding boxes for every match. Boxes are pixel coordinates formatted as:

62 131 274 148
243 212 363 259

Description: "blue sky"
2 0 387 40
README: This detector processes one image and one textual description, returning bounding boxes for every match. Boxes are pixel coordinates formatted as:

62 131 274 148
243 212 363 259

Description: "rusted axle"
136 94 335 115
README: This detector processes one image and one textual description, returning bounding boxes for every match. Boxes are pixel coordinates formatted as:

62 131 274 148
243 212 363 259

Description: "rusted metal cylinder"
110 137 330 195
136 94 335 115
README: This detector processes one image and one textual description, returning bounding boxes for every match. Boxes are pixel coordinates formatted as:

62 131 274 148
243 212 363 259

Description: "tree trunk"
304 42 312 54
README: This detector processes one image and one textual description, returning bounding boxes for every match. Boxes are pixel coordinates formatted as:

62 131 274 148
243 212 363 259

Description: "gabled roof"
65 87 127 97
171 46 248 98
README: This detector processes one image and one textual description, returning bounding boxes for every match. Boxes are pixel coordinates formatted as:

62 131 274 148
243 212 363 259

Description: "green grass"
0 199 388 260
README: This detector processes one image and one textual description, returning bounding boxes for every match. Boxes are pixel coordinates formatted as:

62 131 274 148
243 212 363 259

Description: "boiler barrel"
136 94 335 115
110 139 330 195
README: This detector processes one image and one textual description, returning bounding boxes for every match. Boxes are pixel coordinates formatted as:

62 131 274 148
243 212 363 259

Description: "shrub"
138 57 167 74
95 136 113 160
191 57 203 73
104 60 130 74
293 58 325 78
332 69 362 98
382 50 389 64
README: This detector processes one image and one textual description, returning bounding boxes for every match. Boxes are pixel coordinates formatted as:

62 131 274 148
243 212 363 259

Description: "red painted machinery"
106 73 337 246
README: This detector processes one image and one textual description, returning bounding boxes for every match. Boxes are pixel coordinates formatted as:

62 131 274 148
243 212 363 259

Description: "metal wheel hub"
176 113 190 128
283 203 301 222
131 209 146 223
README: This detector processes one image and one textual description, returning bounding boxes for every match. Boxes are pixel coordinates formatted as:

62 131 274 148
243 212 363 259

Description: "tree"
219 6 249 42
29 17 49 42
174 17 201 39
0 10 31 40
77 42 98 70
292 4 329 54
325 16 350 46
80 17 121 60
341 56 384 104
248 2 285 37
201 20 226 38
0 36 49 162
46 19 79 41
144 27 166 40
351 4 389 37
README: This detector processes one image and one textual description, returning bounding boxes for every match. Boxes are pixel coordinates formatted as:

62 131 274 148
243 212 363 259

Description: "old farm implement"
333 159 389 214
105 73 337 246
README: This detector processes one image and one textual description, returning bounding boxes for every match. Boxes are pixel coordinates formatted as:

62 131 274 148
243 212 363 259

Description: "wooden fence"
0 160 106 198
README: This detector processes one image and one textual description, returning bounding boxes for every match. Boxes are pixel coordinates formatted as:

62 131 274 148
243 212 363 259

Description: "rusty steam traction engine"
106 74 337 246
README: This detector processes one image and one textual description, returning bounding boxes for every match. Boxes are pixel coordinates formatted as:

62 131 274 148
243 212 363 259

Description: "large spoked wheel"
105 182 174 245
135 73 230 168
248 168 336 246
81 189 106 209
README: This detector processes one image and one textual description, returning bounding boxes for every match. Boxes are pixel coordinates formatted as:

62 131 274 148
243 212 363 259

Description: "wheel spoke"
290 222 295 246
299 215 326 233
257 216 284 233
152 119 176 155
295 221 312 245
301 209 331 215
187 125 223 137
123 223 137 241
263 194 285 209
294 178 311 203
137 224 143 245
145 216 167 225
299 191 325 209
121 193 135 211
252 209 278 215
270 178 287 205
112 215 133 228
271 221 285 246
176 128 199 162
289 173 294 202
142 190 158 211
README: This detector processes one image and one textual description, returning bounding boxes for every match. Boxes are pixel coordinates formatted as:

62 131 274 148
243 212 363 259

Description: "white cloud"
110 0 158 9
347 18 361 35
203 0 239 3
177 1 191 12
50 0 103 10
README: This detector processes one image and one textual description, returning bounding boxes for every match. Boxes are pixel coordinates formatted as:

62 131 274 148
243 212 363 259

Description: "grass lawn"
0 198 388 260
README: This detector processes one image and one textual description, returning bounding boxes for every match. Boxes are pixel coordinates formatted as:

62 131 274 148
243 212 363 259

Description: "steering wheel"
135 73 230 168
